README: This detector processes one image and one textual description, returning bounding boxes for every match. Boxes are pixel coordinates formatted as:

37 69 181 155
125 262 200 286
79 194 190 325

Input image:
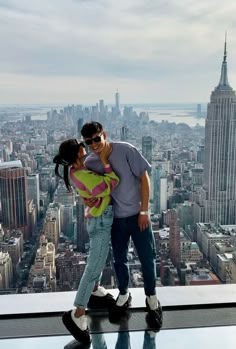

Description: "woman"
53 138 119 344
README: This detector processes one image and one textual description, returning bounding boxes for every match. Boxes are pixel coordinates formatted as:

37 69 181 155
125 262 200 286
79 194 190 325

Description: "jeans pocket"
86 217 97 237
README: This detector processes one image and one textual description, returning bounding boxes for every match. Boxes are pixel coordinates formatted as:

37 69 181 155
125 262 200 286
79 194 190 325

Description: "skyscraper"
120 125 128 141
76 197 88 252
0 161 29 239
115 90 120 111
142 136 152 165
99 99 105 114
77 118 83 139
169 210 181 267
60 204 74 240
44 204 60 247
27 174 40 217
152 164 167 214
196 104 202 118
0 251 13 289
195 40 236 225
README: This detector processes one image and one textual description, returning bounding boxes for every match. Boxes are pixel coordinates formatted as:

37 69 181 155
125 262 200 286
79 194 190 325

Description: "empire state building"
198 40 236 225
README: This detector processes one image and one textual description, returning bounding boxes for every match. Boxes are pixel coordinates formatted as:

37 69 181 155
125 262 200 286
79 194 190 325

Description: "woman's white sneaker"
91 286 107 297
62 310 91 344
71 310 87 331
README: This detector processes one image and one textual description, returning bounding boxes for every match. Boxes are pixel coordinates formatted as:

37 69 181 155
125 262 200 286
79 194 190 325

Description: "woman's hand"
99 142 112 166
82 197 97 207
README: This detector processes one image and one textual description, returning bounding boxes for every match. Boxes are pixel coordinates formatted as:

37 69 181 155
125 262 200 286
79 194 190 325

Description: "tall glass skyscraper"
197 40 236 224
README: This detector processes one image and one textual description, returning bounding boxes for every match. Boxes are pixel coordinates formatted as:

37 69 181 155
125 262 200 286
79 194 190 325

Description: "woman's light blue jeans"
74 205 113 308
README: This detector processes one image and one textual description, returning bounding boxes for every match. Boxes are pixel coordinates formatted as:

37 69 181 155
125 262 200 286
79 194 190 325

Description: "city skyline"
1 44 236 293
1 1 236 104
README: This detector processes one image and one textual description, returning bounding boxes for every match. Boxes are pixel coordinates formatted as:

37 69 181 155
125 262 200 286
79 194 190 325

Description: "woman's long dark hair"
53 139 85 191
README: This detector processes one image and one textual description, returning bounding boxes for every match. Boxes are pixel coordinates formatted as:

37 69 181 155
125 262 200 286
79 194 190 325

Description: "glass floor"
1 326 236 349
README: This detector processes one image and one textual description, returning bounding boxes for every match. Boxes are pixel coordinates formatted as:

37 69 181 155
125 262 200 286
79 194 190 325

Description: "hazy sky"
1 0 236 104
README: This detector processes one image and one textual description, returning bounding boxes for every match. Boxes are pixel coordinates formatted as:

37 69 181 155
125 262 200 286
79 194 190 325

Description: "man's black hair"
81 121 103 138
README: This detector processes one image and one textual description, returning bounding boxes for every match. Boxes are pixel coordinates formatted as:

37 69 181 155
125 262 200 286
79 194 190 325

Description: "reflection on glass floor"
1 326 236 349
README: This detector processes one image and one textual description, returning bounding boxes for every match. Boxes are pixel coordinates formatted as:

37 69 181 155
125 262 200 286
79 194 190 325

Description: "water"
131 103 206 127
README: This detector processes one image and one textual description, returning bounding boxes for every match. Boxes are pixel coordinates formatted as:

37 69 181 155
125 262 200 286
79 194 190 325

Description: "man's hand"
82 197 97 207
138 214 150 231
139 172 150 231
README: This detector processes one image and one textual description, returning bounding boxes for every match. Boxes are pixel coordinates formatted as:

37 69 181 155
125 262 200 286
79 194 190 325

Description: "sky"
1 0 236 105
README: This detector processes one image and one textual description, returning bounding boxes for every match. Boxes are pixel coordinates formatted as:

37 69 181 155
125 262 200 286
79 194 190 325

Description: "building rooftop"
0 160 22 169
218 252 233 261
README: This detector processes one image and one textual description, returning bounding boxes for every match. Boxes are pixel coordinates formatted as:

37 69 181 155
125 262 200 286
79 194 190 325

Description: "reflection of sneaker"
145 296 163 329
147 330 157 338
62 310 91 344
115 332 131 349
88 286 115 309
64 339 91 349
143 331 157 349
108 292 132 323
109 307 131 325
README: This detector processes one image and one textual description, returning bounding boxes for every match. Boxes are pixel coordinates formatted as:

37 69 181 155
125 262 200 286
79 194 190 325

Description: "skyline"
1 0 236 104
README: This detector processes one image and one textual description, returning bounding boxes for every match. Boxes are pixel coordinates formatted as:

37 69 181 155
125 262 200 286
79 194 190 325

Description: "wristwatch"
139 211 149 215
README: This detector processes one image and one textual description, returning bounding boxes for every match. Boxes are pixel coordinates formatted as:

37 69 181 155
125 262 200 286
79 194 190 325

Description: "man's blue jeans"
74 205 113 308
111 214 157 296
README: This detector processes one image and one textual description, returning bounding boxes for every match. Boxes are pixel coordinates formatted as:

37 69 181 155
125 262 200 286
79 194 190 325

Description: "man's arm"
138 170 150 231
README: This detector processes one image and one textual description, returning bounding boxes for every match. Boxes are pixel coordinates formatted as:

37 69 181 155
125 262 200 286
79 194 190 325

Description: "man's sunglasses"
84 134 102 145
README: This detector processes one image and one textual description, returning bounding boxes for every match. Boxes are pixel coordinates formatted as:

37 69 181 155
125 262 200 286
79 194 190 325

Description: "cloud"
0 0 236 103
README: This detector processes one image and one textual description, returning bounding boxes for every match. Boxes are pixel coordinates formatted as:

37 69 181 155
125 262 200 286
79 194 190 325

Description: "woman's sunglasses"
84 134 102 145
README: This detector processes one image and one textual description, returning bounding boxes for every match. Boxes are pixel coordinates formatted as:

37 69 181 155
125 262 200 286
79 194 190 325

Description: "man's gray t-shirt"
84 142 151 218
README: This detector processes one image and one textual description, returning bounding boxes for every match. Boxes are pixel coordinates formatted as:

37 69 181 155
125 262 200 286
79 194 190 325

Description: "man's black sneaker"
87 292 116 309
145 298 163 329
108 292 132 323
62 310 91 344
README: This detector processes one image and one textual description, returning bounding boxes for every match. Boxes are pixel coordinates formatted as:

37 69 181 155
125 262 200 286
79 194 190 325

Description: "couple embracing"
53 121 162 344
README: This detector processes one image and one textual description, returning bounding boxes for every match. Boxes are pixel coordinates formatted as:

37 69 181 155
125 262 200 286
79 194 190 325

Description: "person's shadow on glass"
64 331 157 349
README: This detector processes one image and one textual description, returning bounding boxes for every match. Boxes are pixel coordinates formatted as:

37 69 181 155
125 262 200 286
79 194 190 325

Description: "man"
81 121 162 329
